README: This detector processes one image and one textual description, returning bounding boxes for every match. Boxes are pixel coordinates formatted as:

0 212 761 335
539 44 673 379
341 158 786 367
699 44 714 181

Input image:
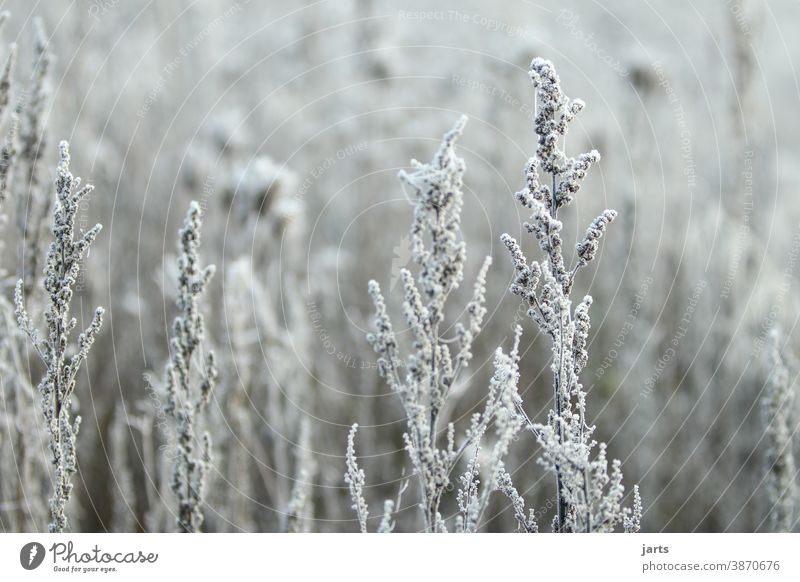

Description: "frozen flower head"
525 57 601 213
529 58 586 173
398 115 468 323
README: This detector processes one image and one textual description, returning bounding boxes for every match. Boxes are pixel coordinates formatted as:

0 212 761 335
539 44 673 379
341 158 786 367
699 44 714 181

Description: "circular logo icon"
20 542 46 570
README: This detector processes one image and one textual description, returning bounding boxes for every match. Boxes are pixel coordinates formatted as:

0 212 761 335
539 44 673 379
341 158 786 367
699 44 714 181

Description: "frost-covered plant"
354 116 526 532
761 330 796 532
501 58 640 533
164 201 217 533
14 141 104 532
